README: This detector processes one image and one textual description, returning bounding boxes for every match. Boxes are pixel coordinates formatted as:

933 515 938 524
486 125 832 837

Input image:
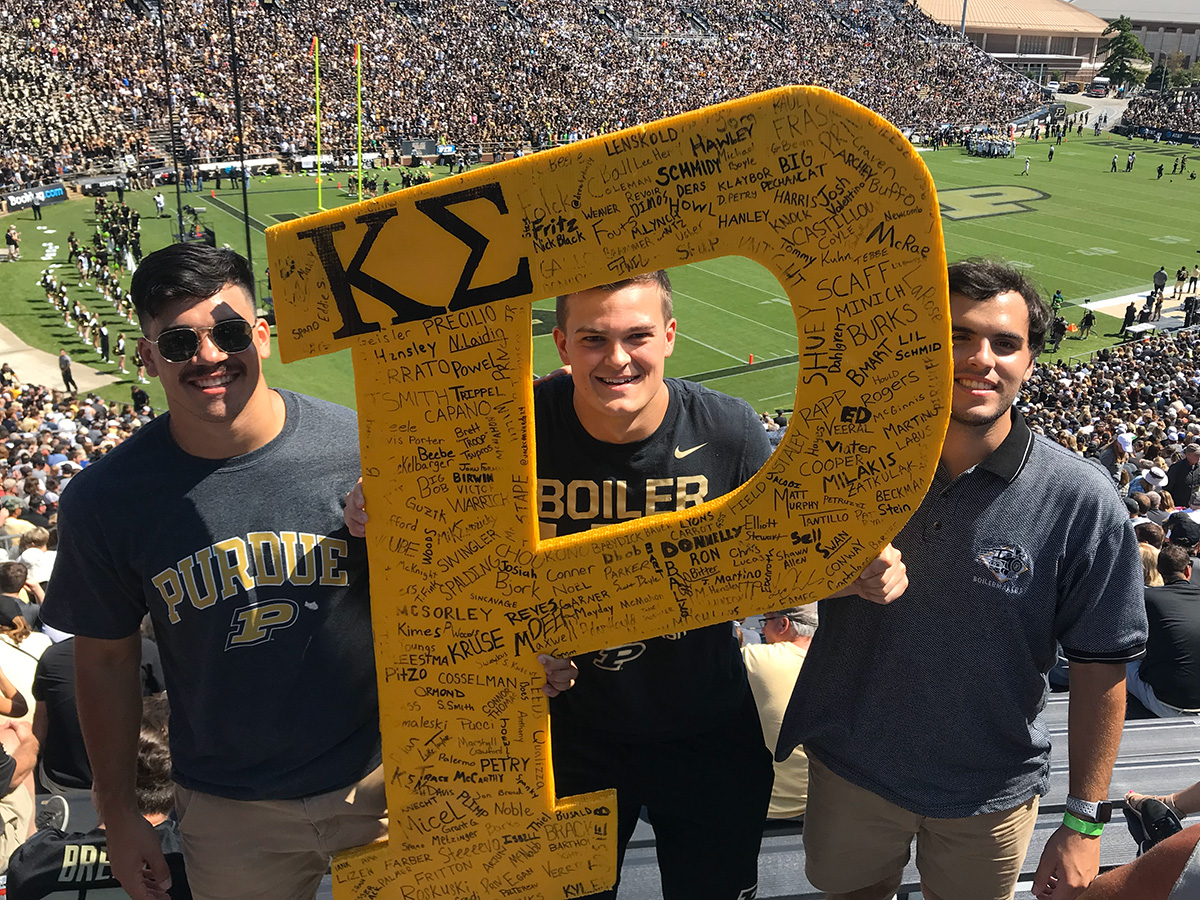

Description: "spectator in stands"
32 620 163 795
1167 444 1200 507
0 715 39 872
1126 545 1200 718
1 499 33 539
742 607 817 821
42 243 384 900
0 664 28 720
1128 782 1200 832
1073 823 1200 900
1132 466 1169 497
7 699 192 899
0 610 50 728
1142 544 1165 587
778 258 1147 900
14 530 52 588
1137 522 1166 550
1131 493 1152 525
1148 490 1171 526
1166 515 1200 586
0 564 41 629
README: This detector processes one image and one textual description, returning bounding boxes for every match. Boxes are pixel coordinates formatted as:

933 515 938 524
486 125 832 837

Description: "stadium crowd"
1123 90 1200 136
3 0 1049 191
1021 329 1200 484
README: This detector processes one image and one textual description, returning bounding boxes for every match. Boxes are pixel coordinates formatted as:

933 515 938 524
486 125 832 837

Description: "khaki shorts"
175 765 387 900
803 756 1038 900
0 782 33 872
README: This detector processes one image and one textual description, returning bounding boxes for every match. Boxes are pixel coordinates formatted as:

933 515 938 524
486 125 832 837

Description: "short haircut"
766 605 818 638
17 527 49 552
0 561 27 594
1158 543 1192 580
555 270 673 330
947 257 1050 356
1130 492 1150 515
130 243 255 329
1135 521 1165 549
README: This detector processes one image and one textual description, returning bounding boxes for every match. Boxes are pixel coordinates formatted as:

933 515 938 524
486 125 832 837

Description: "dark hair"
555 270 673 330
1135 521 1165 549
136 722 174 816
947 257 1050 355
0 561 28 594
1129 492 1151 515
130 243 256 328
1158 543 1192 580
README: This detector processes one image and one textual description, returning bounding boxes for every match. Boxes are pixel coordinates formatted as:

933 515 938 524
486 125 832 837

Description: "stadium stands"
1123 90 1199 137
5 0 1049 191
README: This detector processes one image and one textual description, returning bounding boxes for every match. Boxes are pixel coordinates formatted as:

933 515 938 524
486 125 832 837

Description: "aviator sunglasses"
147 318 256 363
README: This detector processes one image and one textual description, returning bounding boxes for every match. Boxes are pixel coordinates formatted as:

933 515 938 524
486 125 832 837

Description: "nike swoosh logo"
674 443 708 459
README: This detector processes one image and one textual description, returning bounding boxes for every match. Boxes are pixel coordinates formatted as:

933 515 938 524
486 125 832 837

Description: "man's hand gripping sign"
265 86 950 900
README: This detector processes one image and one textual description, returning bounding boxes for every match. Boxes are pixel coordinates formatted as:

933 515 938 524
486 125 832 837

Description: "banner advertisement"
4 181 67 210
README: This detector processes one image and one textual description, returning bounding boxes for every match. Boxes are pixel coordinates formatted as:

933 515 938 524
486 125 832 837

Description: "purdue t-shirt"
42 390 379 801
535 376 771 740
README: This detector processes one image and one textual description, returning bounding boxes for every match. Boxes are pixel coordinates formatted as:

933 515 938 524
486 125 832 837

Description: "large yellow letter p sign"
266 86 950 900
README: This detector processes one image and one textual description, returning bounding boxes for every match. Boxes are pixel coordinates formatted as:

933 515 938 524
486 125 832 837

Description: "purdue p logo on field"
938 185 1049 221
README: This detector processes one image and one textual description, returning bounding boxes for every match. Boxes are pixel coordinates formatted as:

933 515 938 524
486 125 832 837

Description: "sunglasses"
148 318 256 363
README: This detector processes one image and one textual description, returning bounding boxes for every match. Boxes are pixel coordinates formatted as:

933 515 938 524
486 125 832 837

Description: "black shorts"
552 691 772 900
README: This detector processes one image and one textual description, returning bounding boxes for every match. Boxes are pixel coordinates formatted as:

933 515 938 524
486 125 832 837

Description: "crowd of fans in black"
1021 329 1200 496
4 0 1054 192
1123 90 1200 136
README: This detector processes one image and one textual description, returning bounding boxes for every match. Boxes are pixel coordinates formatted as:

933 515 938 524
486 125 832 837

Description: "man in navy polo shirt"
780 258 1148 900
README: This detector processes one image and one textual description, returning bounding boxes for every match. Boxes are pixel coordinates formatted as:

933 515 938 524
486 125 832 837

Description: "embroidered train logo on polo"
978 546 1031 583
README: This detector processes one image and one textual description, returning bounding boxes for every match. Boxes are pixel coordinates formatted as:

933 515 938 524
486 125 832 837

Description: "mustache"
179 359 245 379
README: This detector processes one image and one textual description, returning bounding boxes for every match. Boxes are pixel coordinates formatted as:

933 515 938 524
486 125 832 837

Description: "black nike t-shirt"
534 376 771 740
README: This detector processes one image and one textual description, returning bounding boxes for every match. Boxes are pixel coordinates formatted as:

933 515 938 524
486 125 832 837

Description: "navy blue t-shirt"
42 390 380 800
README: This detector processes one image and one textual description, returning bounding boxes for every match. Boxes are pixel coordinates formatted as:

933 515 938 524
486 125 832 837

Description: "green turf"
3 134 1198 414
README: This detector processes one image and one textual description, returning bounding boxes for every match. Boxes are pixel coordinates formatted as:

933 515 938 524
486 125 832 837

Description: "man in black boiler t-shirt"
346 270 906 898
535 271 907 900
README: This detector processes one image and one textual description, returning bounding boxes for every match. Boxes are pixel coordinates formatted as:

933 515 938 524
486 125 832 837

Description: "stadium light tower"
156 3 186 242
224 0 254 274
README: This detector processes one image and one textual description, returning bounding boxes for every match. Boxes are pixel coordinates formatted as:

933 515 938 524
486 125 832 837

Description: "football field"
8 130 1200 413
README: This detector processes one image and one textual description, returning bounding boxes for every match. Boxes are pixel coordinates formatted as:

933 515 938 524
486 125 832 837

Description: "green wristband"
1063 811 1104 836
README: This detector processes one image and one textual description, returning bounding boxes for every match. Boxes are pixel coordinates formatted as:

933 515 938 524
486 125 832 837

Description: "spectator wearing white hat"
1132 466 1170 497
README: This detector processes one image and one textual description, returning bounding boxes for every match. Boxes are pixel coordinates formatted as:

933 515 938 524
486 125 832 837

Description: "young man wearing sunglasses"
41 243 384 900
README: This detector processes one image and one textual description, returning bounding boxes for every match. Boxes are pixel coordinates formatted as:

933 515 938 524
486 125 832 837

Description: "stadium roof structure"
916 0 1109 34
1067 0 1200 26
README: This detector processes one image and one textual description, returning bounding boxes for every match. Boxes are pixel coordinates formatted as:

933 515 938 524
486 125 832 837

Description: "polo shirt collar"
978 408 1035 484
